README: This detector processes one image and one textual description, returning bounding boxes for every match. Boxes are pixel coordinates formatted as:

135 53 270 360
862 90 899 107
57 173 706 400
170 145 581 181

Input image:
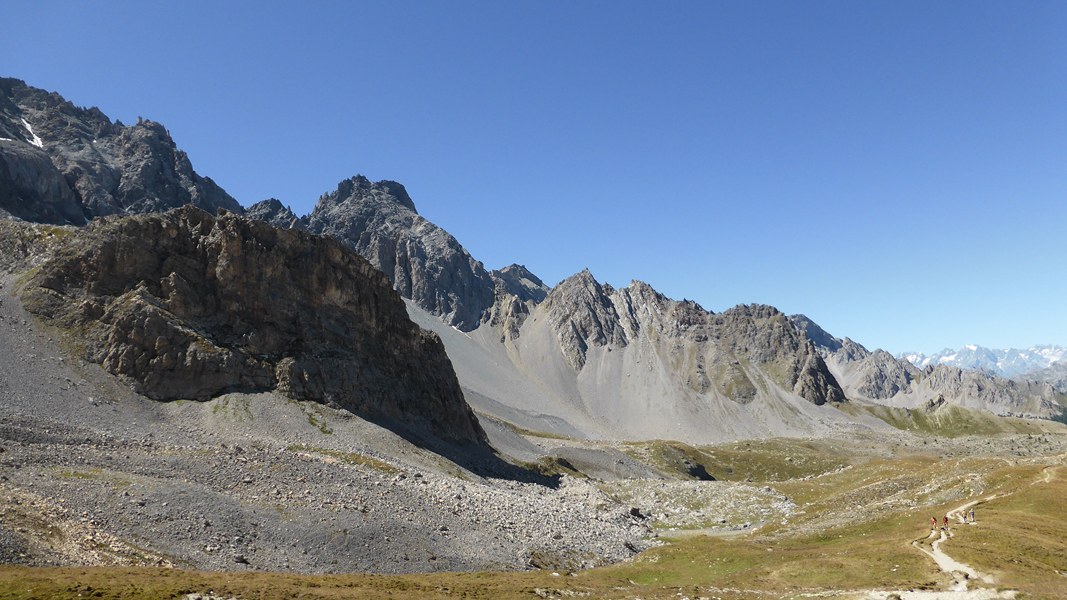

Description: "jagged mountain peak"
252 197 287 211
526 273 846 406
556 268 603 290
0 77 116 144
804 329 1063 418
490 264 549 305
790 313 843 352
304 175 495 331
495 263 544 285
721 303 786 320
1 77 241 224
623 279 661 298
318 175 417 213
541 269 627 370
246 198 307 231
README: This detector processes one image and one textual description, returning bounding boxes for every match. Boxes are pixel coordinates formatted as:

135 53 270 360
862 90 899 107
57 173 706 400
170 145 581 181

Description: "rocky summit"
307 176 498 331
18 206 484 447
0 78 241 225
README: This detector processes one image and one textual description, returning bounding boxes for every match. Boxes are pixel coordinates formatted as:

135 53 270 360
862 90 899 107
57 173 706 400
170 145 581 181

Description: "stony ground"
0 271 654 574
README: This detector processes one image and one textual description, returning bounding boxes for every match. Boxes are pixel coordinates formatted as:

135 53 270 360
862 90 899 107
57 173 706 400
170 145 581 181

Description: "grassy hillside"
847 402 1059 437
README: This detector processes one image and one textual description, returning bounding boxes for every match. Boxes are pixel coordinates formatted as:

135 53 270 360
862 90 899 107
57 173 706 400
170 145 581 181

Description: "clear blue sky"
4 1 1066 354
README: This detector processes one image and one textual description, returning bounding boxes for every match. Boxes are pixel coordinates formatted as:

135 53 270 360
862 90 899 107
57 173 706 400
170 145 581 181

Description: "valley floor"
3 427 1065 599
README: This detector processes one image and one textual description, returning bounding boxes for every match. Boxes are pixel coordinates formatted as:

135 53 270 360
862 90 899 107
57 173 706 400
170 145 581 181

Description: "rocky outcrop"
0 78 241 224
1027 362 1067 395
0 219 76 272
848 349 921 398
0 141 86 224
699 304 845 406
304 176 496 331
20 206 485 445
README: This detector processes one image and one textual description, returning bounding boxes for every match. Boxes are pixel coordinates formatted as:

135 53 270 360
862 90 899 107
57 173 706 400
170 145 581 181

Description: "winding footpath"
864 491 1026 599
910 497 999 594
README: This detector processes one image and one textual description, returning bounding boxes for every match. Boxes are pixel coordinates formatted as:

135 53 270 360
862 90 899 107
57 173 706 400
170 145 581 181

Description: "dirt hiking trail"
862 493 1023 599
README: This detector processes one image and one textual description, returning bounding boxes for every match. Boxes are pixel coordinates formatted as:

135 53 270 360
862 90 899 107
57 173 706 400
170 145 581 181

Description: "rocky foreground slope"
0 272 652 573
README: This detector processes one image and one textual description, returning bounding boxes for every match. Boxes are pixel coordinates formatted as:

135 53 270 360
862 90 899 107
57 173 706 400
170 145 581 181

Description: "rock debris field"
0 271 663 573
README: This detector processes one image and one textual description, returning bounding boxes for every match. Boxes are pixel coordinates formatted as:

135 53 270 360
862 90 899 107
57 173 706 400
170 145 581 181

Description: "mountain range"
899 345 1066 379
2 77 1065 451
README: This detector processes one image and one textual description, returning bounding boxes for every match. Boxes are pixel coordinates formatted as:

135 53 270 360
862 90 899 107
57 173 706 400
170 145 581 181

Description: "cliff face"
20 206 485 446
0 78 241 224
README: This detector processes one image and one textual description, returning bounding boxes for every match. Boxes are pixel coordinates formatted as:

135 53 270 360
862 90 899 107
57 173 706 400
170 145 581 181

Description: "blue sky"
4 1 1065 354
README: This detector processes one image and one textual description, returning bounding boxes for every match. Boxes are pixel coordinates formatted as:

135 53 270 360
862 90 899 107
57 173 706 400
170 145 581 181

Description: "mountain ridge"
799 319 1064 420
5 76 1063 436
899 344 1066 379
0 77 241 224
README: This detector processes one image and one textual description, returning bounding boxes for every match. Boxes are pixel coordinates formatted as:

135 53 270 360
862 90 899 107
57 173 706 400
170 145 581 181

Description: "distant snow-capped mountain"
899 345 1066 378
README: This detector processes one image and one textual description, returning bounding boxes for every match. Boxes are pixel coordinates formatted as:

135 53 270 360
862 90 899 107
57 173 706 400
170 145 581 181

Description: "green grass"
851 402 1054 437
286 444 399 474
53 468 132 490
947 464 1067 598
624 438 851 483
582 512 940 594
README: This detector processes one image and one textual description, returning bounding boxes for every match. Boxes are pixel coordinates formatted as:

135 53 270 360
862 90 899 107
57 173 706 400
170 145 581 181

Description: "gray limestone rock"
541 269 628 371
535 270 845 405
850 349 921 399
305 175 496 331
19 206 485 446
796 314 1064 419
1027 362 1067 394
0 140 86 224
490 264 549 305
917 365 1063 419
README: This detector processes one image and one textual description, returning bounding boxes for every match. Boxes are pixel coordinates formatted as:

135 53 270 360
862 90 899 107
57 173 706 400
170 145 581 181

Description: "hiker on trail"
943 515 949 529
970 509 975 523
931 516 937 529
